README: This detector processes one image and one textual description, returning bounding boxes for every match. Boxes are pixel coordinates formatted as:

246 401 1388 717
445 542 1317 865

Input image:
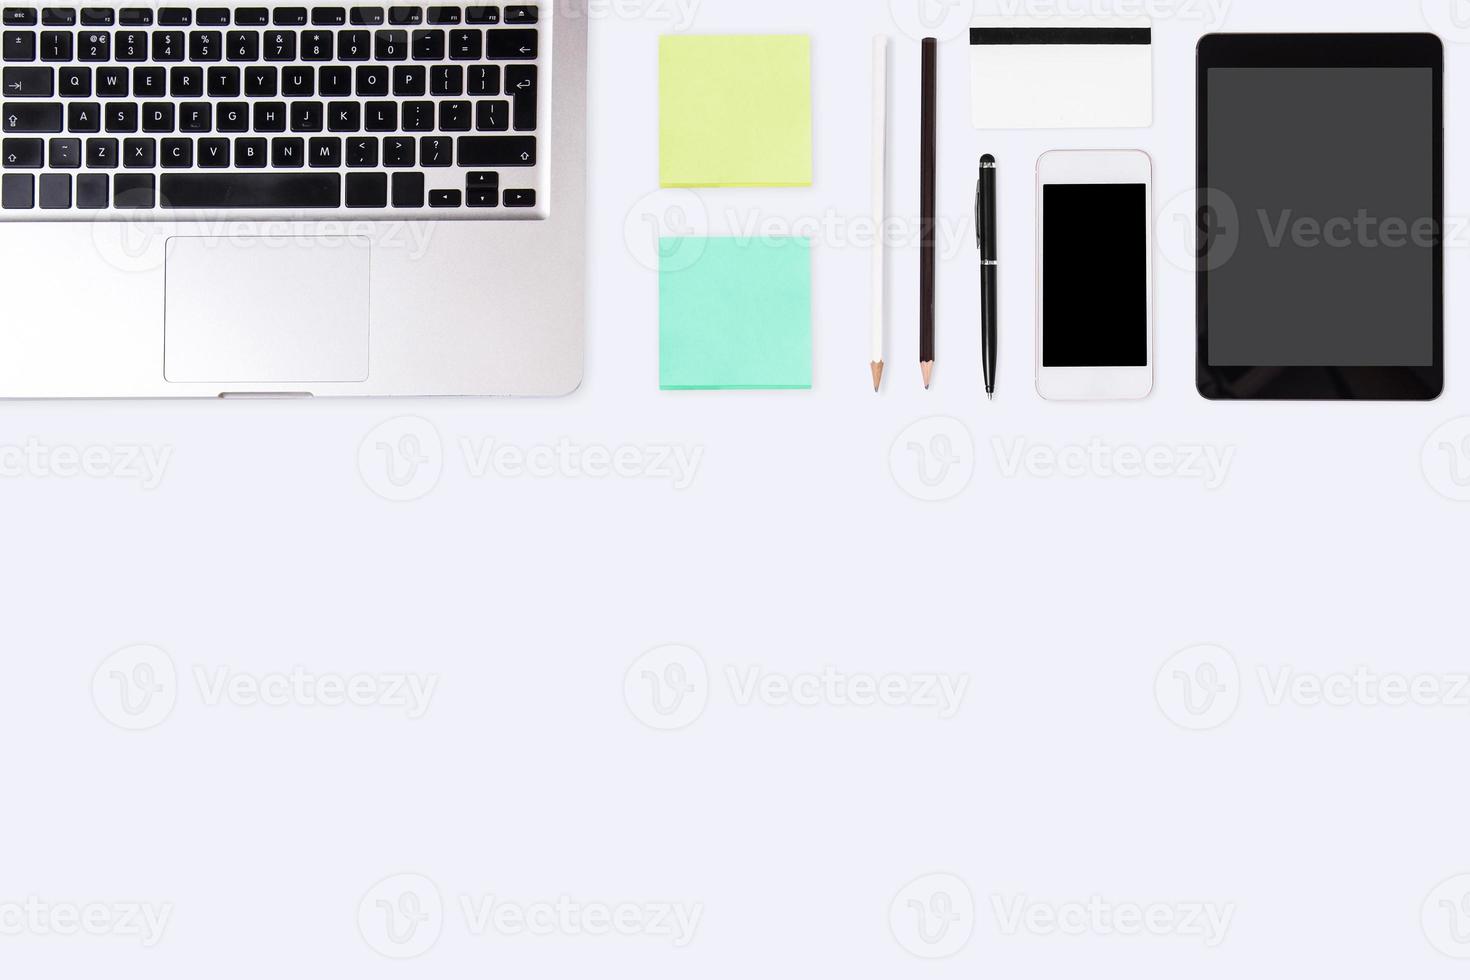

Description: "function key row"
3 6 536 27
4 27 538 63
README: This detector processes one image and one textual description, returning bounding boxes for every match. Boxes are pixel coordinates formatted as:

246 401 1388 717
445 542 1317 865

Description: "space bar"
160 174 341 209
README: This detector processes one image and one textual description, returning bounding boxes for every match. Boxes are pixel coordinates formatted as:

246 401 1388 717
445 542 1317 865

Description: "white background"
4 0 1470 975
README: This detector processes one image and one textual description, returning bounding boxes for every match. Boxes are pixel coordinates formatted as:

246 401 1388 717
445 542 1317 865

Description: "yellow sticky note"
659 35 813 188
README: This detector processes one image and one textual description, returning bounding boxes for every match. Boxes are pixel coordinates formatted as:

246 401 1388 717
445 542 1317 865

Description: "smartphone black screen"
1042 183 1148 368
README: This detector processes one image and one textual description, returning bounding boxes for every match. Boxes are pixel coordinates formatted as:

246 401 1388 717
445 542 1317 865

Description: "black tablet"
1197 34 1443 400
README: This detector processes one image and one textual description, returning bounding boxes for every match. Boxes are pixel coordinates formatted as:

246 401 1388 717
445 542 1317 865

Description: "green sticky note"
660 35 813 188
660 237 813 390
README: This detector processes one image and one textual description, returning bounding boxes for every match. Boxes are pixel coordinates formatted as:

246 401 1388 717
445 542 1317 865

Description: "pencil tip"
921 362 934 389
871 361 884 392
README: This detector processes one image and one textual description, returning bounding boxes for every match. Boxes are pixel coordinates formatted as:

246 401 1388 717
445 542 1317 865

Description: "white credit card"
970 17 1153 129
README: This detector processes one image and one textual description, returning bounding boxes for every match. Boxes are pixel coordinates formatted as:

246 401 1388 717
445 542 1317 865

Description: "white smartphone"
1036 150 1154 400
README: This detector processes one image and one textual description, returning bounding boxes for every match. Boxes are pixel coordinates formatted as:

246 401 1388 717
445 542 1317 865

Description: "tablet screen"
1206 67 1435 368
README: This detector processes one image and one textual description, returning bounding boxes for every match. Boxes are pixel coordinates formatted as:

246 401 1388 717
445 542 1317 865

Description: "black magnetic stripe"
970 27 1152 45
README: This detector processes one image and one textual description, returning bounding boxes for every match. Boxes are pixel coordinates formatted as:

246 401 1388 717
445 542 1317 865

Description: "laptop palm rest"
164 236 370 385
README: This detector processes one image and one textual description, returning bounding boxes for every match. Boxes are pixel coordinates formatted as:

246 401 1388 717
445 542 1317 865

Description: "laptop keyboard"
0 3 548 216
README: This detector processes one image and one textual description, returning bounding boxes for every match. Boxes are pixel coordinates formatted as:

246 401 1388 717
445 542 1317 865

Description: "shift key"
456 135 535 167
4 66 54 96
3 102 63 132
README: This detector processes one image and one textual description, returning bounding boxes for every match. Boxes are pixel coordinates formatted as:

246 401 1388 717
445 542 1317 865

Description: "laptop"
0 0 586 397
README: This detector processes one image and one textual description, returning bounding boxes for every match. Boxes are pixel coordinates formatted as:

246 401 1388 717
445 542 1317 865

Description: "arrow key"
2 135 41 166
4 66 54 96
4 102 63 132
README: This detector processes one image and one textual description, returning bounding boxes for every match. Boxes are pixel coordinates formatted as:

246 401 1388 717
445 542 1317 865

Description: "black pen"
976 154 998 400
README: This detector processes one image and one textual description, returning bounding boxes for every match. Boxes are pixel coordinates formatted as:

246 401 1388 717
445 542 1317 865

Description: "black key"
41 8 76 25
235 7 269 24
504 5 536 23
140 101 172 131
427 6 458 22
273 6 307 24
474 99 506 131
66 100 99 130
363 99 393 130
1 171 32 207
354 64 386 94
349 6 383 24
345 134 374 165
386 5 419 23
169 65 202 95
428 188 458 207
189 30 221 61
195 6 228 24
75 170 105 205
244 65 277 95
448 28 479 60
3 7 38 25
373 29 405 60
57 65 89 94
457 135 533 166
301 29 332 59
96 67 127 95
132 66 164 95
207 65 240 96
311 7 346 25
233 135 265 165
4 66 54 96
345 170 385 205
392 63 423 95
4 101 61 131
178 101 210 131
465 5 499 23
271 135 302 166
122 135 153 165
79 7 114 25
4 30 36 61
307 134 338 165
430 64 460 95
506 63 534 130
418 133 449 165
381 134 410 165
104 101 137 131
84 135 116 167
391 170 422 206
226 30 258 59
401 98 431 131
158 8 192 26
113 172 153 207
215 100 247 130
163 171 334 207
410 29 442 60
2 135 42 166
503 188 534 207
327 99 358 130
337 29 369 59
252 100 284 130
77 31 110 61
115 30 149 60
197 135 228 165
485 28 536 60
263 30 295 60
119 7 152 25
289 99 320 130
466 182 496 208
39 30 71 59
438 99 469 131
159 136 189 166
467 64 497 95
281 65 312 95
151 30 184 60
38 171 67 207
47 135 77 165
318 65 349 94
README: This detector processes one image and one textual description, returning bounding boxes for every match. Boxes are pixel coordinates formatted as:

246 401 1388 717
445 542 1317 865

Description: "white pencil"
871 35 889 393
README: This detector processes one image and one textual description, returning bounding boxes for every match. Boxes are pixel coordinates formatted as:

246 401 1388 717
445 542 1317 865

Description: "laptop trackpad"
164 236 370 384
